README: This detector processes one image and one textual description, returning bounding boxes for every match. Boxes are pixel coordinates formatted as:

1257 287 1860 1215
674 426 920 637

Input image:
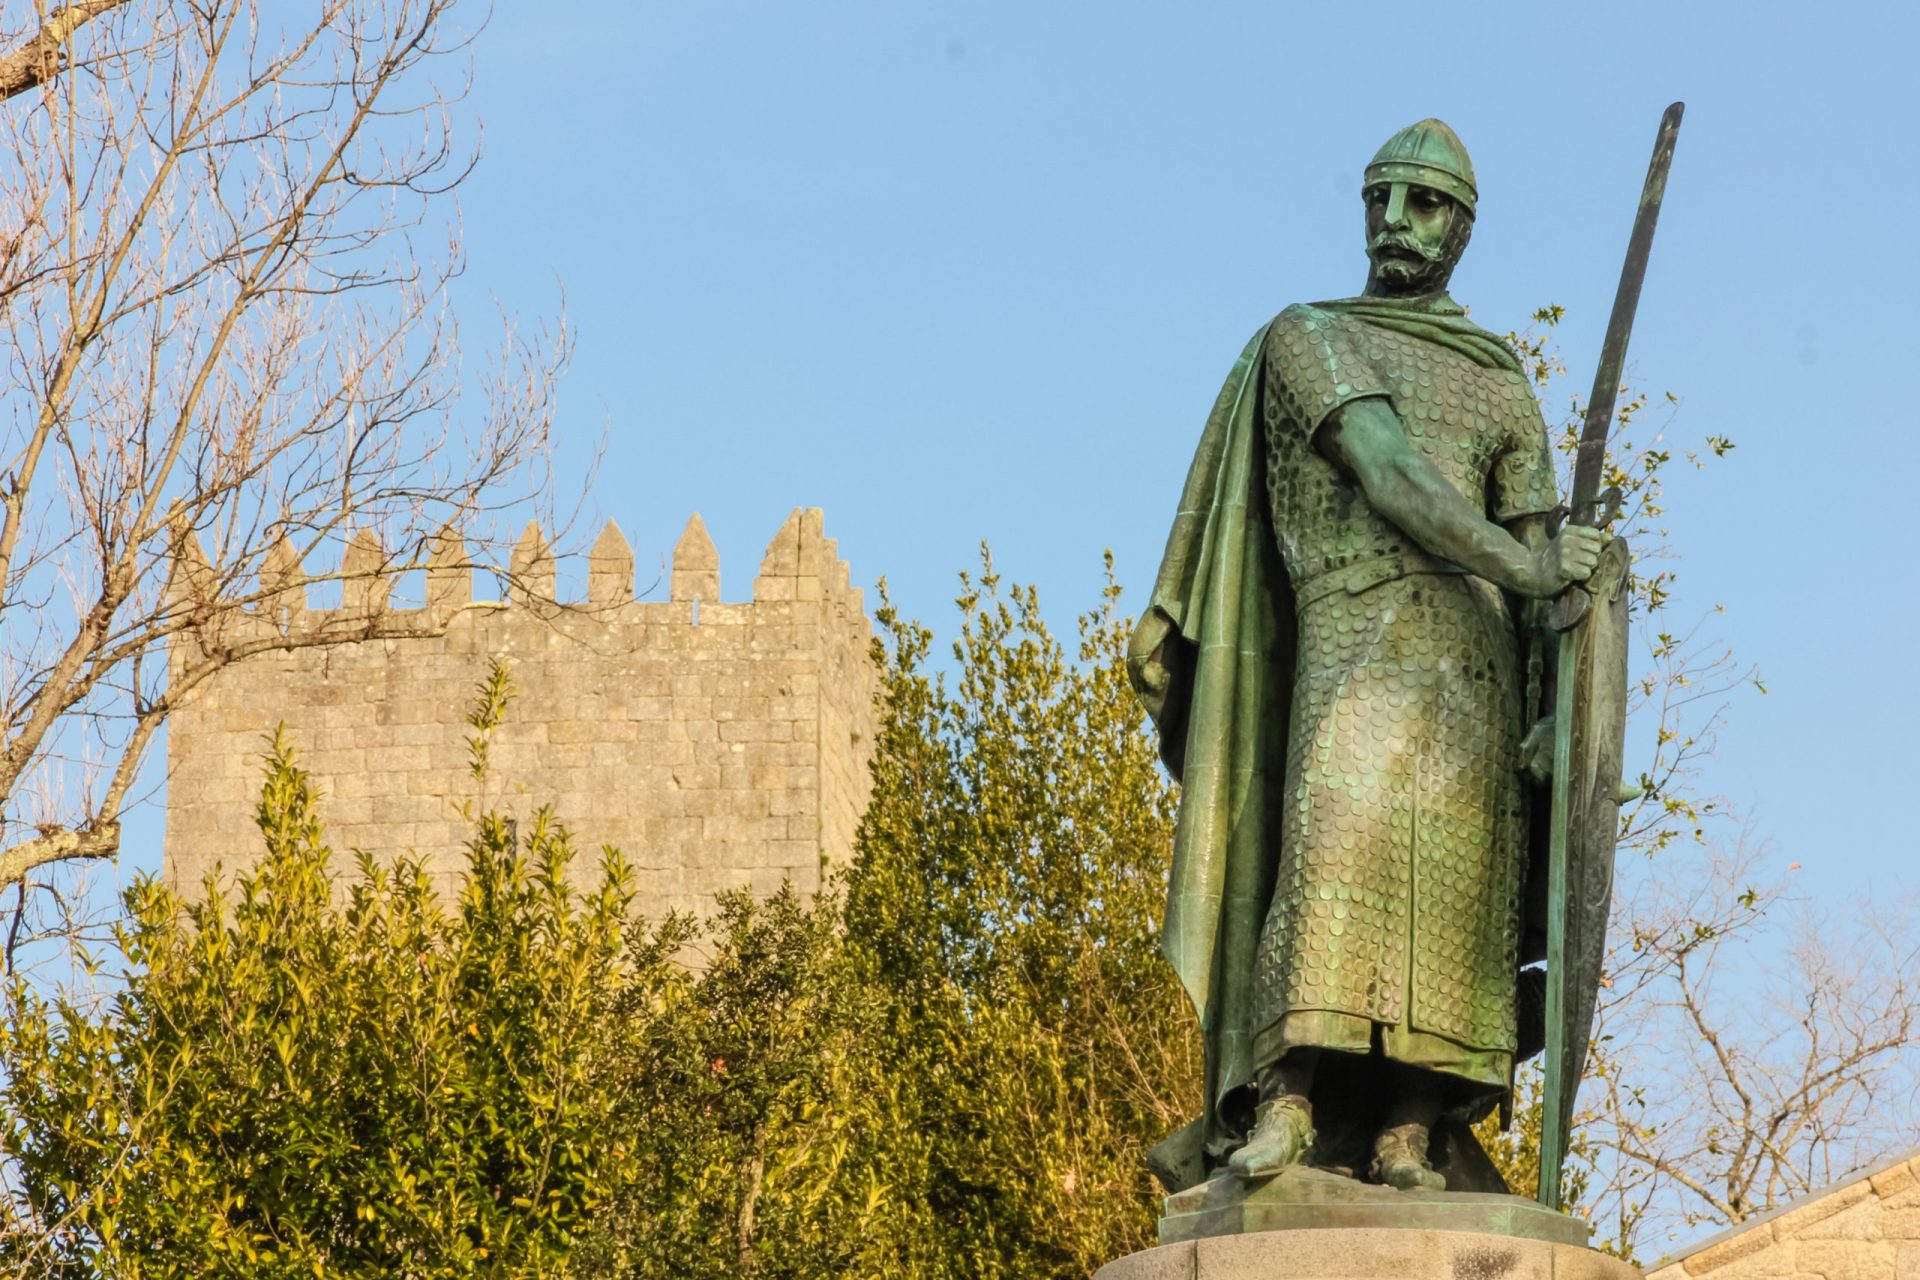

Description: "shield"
1537 536 1633 1209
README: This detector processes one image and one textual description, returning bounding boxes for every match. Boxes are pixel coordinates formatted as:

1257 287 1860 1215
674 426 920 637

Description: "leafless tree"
1504 314 1917 1260
1579 840 1920 1254
0 0 563 929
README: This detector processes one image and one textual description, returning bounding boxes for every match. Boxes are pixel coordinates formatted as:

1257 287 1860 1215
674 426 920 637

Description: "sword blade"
1540 107 1685 1208
1569 101 1685 522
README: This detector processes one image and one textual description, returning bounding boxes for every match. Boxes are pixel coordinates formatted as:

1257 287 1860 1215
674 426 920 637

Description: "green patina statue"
1128 120 1610 1199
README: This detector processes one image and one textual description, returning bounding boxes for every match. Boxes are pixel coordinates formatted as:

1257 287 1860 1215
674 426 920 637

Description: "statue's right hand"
1528 526 1605 597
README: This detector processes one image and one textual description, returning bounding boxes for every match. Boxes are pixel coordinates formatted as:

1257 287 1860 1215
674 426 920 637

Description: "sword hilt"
1545 485 1624 539
1547 486 1622 632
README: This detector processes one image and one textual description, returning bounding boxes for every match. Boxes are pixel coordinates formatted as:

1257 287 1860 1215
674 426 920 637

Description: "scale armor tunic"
1249 302 1558 1090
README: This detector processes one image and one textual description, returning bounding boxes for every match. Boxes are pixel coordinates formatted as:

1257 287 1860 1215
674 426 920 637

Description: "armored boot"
1370 1073 1446 1191
1228 1094 1315 1180
1227 1055 1317 1181
1369 1121 1446 1191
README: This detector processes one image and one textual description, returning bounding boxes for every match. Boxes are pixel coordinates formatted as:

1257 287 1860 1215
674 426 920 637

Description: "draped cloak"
1127 295 1538 1181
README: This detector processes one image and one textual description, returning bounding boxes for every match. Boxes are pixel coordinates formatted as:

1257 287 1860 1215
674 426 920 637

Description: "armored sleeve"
1492 396 1560 523
1264 305 1391 438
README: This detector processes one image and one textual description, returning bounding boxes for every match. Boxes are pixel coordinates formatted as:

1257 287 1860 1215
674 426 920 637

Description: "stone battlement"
164 508 879 920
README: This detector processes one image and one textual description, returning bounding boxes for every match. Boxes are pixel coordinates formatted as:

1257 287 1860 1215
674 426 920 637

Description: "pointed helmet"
1364 118 1477 216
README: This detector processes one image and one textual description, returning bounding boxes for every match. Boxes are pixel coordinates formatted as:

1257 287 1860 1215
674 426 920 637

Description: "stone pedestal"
1094 1227 1641 1280
1101 1168 1639 1279
1160 1166 1587 1246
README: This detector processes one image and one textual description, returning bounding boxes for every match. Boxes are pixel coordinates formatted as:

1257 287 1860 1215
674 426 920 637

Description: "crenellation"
588 521 635 606
256 533 308 638
164 510 880 921
509 521 556 606
426 522 470 615
172 529 216 594
794 508 827 574
757 509 801 577
340 529 391 616
671 514 720 604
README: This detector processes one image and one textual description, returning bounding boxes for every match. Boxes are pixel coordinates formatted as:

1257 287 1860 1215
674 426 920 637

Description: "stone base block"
1162 1166 1589 1247
1095 1227 1641 1280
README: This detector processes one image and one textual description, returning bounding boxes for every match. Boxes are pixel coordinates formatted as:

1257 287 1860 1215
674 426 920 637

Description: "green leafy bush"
0 670 685 1279
0 561 1214 1280
832 555 1196 1278
585 558 1200 1280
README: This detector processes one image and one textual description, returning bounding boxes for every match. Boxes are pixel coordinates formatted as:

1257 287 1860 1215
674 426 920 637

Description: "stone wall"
1647 1149 1920 1280
164 508 879 920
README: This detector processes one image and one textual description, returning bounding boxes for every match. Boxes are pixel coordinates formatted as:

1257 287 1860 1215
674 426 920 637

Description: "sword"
1538 102 1684 1212
1550 101 1685 633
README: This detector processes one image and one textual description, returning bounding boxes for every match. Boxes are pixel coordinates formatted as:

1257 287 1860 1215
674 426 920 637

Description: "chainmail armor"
1249 303 1557 1074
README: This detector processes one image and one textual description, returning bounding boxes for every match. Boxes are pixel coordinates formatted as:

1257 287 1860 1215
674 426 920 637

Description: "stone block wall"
164 508 879 921
1647 1150 1920 1280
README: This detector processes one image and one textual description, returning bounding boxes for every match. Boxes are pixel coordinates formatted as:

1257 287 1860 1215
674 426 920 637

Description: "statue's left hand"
1518 715 1555 784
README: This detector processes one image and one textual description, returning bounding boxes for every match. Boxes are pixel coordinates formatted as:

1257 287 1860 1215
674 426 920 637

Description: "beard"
1365 218 1470 296
1367 233 1453 294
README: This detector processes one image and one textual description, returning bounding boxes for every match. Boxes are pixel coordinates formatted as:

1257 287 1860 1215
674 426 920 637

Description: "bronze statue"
1128 119 1629 1199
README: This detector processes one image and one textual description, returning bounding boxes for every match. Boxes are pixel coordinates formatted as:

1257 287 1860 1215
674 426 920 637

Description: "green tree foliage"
0 671 684 1279
581 885 880 1280
584 554 1198 1279
833 554 1197 1278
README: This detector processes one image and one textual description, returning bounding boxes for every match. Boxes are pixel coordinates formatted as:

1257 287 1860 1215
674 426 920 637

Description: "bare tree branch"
0 820 116 884
0 1 130 101
1581 841 1920 1252
0 0 567 950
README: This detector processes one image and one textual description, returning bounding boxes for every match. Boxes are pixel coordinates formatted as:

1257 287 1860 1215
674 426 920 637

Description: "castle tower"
162 509 880 917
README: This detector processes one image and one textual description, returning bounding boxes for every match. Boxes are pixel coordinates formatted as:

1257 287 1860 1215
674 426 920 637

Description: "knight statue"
1128 119 1610 1197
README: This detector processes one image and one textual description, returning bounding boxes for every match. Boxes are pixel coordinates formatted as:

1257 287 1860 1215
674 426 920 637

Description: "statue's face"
1364 182 1467 296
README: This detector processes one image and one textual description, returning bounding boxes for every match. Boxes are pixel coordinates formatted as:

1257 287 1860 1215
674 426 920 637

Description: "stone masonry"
164 508 879 920
1646 1149 1920 1280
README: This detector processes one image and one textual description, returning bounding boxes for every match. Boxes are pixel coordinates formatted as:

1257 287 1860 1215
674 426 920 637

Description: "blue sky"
432 2 1916 906
72 3 1906 1250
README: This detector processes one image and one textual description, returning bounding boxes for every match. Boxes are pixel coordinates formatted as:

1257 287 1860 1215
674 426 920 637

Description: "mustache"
1369 231 1445 263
